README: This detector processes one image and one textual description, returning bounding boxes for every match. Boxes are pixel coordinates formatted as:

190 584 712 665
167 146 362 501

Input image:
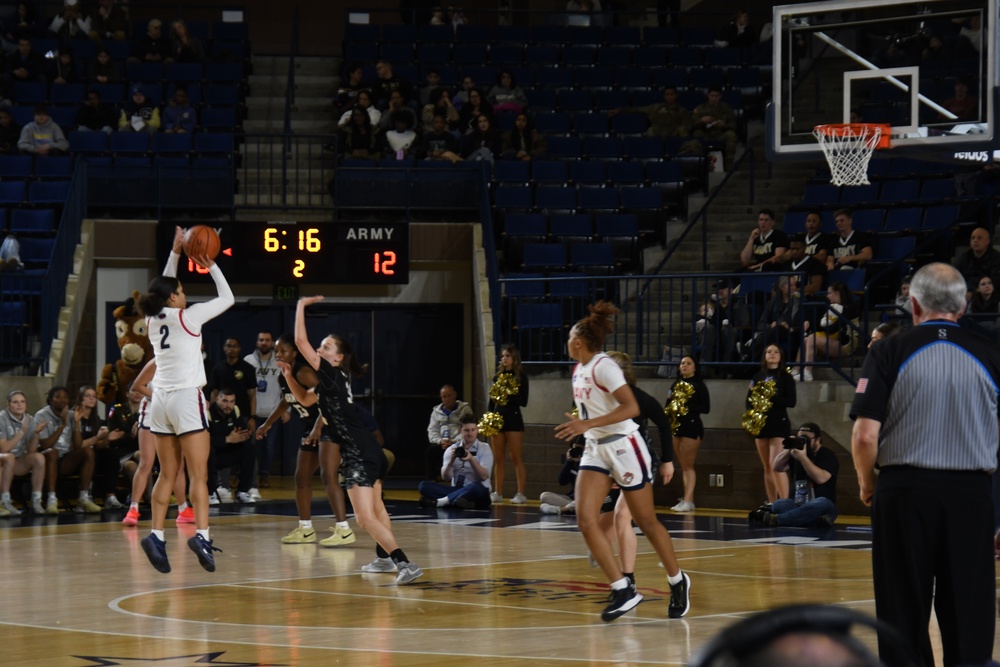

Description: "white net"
812 124 884 187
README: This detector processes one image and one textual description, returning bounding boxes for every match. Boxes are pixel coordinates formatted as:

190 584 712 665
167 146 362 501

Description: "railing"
237 133 335 211
0 159 87 372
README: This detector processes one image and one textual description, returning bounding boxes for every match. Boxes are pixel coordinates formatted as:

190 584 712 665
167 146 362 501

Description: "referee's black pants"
872 466 995 667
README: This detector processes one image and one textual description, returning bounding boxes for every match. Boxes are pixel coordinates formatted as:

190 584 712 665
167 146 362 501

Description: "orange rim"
814 123 891 149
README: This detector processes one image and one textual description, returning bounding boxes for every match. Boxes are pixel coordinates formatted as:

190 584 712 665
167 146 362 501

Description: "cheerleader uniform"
488 370 529 432
668 377 710 440
746 369 796 439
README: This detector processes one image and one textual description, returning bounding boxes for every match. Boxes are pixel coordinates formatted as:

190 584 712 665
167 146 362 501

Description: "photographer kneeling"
417 414 493 509
750 422 838 527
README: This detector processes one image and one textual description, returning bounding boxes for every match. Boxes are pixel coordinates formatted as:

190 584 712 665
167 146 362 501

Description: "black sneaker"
187 534 222 572
601 583 643 622
418 497 438 509
141 533 171 573
668 572 691 619
747 508 766 525
454 497 475 510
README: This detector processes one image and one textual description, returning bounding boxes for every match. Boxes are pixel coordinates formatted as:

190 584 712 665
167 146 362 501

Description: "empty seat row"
785 205 961 234
539 135 709 160
0 207 56 234
519 88 743 113
801 179 955 206
68 131 234 155
495 159 684 185
10 82 243 108
0 155 72 180
495 183 664 211
0 180 70 206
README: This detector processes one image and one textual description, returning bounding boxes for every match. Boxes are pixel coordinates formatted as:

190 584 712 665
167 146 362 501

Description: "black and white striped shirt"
851 320 1000 472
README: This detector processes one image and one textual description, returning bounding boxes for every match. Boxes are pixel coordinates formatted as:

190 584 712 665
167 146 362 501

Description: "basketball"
182 225 221 261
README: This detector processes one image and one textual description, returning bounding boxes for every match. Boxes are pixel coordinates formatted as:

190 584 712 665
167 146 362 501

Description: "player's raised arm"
294 296 325 371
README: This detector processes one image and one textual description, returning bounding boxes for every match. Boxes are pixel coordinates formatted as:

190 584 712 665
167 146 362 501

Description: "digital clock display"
157 221 409 285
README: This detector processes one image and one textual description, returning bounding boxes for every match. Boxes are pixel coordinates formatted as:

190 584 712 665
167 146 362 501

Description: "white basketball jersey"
147 308 206 391
572 352 638 440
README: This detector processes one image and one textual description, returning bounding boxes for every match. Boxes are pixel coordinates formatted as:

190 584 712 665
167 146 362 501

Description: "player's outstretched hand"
189 251 214 270
299 295 325 307
172 226 184 253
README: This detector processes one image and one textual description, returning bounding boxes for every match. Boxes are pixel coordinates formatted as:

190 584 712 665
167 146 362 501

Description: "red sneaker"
176 506 195 524
122 507 140 527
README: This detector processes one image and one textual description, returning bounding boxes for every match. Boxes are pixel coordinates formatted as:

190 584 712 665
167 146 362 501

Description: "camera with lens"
568 445 584 459
782 435 808 450
454 446 467 459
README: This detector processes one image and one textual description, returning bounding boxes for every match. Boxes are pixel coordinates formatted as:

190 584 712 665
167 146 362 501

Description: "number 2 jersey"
146 250 234 391
572 352 639 441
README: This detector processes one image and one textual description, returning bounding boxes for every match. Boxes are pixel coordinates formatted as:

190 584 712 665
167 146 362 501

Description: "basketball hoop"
813 123 891 186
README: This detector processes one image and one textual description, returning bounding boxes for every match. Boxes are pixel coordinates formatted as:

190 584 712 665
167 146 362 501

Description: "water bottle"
441 426 450 443
794 480 809 506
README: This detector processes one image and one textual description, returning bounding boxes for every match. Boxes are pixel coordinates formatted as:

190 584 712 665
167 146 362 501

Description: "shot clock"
157 221 409 285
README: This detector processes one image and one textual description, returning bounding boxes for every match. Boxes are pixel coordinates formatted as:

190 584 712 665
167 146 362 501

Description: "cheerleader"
666 356 710 512
280 296 422 584
487 344 529 504
746 344 796 502
263 334 354 547
555 302 690 622
136 226 234 574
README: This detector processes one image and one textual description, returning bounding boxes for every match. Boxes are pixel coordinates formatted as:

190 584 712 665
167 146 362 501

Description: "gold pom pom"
741 379 776 436
489 372 520 406
478 411 504 437
664 381 695 434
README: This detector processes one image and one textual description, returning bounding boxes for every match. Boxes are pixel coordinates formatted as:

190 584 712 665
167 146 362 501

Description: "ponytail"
137 275 179 317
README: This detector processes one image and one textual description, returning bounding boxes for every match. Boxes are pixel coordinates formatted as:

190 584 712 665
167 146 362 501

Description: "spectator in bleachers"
751 275 801 362
957 15 982 54
2 2 44 46
377 89 416 132
921 34 949 62
717 10 758 49
692 87 738 170
458 87 492 134
417 111 463 164
162 87 196 133
797 282 860 381
461 113 500 163
419 68 442 106
452 75 479 111
0 109 22 153
18 105 68 155
118 85 160 133
45 46 77 84
802 210 831 265
372 60 414 112
740 208 788 271
337 89 380 128
699 278 749 364
447 7 468 27
954 226 1000 294
339 104 384 160
487 69 527 114
421 87 459 131
76 89 115 133
0 389 46 515
130 18 171 63
384 110 418 159
430 8 448 25
826 208 872 271
781 235 826 298
90 0 129 42
500 112 547 161
47 0 92 42
334 63 370 115
170 20 204 64
939 77 978 122
608 86 694 140
967 275 1000 337
88 47 121 83
5 37 46 85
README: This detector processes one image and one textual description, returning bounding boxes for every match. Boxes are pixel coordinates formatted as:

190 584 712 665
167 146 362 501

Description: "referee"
851 262 1000 667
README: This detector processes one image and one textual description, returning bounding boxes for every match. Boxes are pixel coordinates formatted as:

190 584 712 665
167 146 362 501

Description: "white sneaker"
511 493 527 504
1 498 21 515
361 557 397 573
236 491 256 504
104 495 124 510
394 561 424 584
539 503 561 515
248 487 262 500
215 486 233 502
31 498 45 514
490 492 503 503
208 492 220 506
671 500 695 512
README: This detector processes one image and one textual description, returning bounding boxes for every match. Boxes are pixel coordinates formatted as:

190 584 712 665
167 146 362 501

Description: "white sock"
178 502 188 512
667 571 684 586
130 502 139 511
197 528 210 540
336 521 349 529
151 529 165 541
300 520 313 530
31 491 41 501
79 491 89 500
107 494 118 503
436 497 449 507
47 492 57 501
1 492 11 502
610 577 629 591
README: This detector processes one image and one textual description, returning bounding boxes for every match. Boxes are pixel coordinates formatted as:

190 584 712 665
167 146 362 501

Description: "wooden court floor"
2 482 997 666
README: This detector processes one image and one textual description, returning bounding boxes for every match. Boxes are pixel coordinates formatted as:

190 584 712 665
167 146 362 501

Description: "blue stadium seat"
645 160 684 184
705 48 743 67
874 236 916 261
571 242 615 273
688 68 725 89
68 39 97 60
19 236 55 268
839 183 879 205
495 183 533 210
126 62 164 83
851 209 885 232
0 156 32 179
582 136 623 159
549 214 593 247
532 160 569 183
88 83 125 102
922 204 960 230
103 41 131 60
569 161 607 185
380 43 413 62
503 273 546 298
920 178 954 200
11 82 47 104
530 24 566 45
212 21 249 41
597 47 632 67
565 25 603 46
536 68 574 88
165 63 203 83
503 214 547 269
49 107 75 128
194 132 233 154
453 44 487 64
27 180 70 204
9 208 54 234
10 106 33 126
526 88 556 110
493 160 531 183
490 44 523 65
620 186 662 210
200 107 238 130
345 23 379 41
577 187 619 210
595 214 640 271
204 63 244 82
562 46 597 66
522 243 568 270
534 112 571 135
572 112 608 136
204 84 241 107
114 156 151 167
345 43 378 62
33 156 72 179
68 131 108 154
558 90 593 111
593 90 628 110
545 136 581 159
418 24 454 43
681 26 717 45
606 161 643 184
883 208 922 232
651 67 688 89
615 69 651 90
110 132 149 154
604 26 641 45
623 136 664 160
643 27 679 45
611 112 648 136
418 44 451 63
153 133 193 154
495 25 529 44
49 83 85 106
783 211 808 235
154 155 190 168
577 66 614 89
185 20 211 40
880 180 920 201
827 269 865 292
802 183 840 205
456 24 491 43
633 47 669 67
0 181 25 204
670 47 704 67
535 185 576 211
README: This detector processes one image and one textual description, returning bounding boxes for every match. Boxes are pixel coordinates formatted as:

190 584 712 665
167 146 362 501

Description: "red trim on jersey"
177 309 200 337
628 434 650 481
592 356 611 392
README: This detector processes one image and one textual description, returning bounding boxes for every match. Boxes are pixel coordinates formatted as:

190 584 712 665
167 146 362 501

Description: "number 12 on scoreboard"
374 251 397 275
